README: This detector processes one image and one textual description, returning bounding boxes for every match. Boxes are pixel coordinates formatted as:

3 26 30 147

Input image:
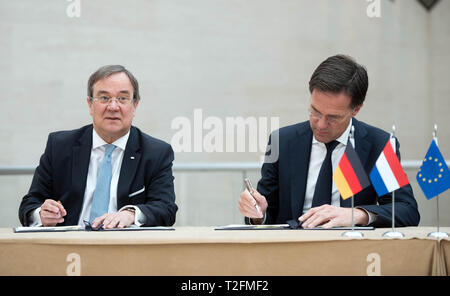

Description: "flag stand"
427 125 449 238
342 195 363 238
382 125 405 238
382 189 404 238
340 126 363 238
428 194 449 238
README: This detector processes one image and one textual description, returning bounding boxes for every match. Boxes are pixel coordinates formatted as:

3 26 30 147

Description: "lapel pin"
130 156 135 160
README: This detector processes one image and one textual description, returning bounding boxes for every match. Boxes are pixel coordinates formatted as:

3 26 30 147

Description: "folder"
13 225 174 233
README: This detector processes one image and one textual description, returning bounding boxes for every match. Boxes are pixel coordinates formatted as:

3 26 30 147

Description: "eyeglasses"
89 95 133 105
308 107 352 126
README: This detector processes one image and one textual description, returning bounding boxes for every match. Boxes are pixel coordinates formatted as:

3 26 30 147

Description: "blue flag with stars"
416 139 450 200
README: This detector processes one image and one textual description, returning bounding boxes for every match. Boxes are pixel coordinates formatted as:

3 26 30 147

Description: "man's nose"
106 99 120 110
317 116 328 129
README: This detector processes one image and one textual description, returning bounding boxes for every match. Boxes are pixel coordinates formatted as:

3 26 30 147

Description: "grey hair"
87 65 140 102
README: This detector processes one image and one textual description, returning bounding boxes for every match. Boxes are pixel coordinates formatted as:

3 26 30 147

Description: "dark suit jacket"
19 124 178 226
252 118 420 228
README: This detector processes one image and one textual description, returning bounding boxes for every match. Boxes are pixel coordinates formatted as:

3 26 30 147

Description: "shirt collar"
312 118 353 146
92 129 130 151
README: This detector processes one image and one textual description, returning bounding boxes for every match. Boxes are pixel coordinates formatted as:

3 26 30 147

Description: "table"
0 227 448 276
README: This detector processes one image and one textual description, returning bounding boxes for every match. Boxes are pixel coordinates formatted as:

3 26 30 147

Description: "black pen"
83 220 104 231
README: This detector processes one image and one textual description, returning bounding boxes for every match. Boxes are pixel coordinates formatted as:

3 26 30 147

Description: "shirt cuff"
248 213 267 225
119 205 145 227
356 207 377 226
27 207 43 227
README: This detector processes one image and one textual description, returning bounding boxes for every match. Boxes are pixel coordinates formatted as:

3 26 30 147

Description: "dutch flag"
369 138 410 197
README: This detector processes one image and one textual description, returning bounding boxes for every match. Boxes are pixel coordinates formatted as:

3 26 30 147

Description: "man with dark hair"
19 65 178 228
238 55 420 228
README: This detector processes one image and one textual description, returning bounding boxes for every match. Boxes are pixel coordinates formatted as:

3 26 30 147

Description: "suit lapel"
353 119 371 169
70 125 93 223
289 125 313 219
117 126 141 208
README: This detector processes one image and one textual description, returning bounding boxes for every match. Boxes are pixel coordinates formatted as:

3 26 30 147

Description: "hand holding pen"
39 199 67 226
238 178 268 220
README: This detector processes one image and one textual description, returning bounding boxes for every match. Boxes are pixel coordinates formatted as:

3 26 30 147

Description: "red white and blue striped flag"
369 138 410 197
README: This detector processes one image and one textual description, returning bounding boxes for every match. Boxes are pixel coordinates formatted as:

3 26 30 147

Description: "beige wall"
0 0 449 227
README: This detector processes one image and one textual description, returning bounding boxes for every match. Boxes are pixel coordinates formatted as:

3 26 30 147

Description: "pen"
244 178 262 217
83 220 104 231
57 200 64 217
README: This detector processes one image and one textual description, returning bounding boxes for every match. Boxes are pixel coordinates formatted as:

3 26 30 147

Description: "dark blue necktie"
90 144 116 222
311 140 339 207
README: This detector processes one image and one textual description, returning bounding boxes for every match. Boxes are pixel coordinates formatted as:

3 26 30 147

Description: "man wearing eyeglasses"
19 65 178 229
238 55 420 228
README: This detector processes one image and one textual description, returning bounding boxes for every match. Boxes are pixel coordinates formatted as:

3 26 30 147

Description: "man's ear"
351 104 363 117
132 99 139 117
87 97 93 116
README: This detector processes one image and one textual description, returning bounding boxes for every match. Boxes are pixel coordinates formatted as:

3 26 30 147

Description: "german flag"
333 142 371 200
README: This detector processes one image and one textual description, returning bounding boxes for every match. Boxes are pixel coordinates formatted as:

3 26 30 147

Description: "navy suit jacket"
254 118 420 227
19 125 178 226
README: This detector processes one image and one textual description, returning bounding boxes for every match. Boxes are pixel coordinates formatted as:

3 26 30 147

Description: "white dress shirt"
303 118 376 224
303 119 353 213
29 129 145 227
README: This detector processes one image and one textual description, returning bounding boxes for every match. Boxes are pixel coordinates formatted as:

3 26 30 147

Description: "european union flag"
416 140 450 200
